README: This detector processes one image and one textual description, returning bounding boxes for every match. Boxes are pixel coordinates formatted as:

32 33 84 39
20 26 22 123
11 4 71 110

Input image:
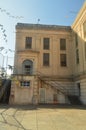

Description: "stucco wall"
75 78 86 104
15 25 74 77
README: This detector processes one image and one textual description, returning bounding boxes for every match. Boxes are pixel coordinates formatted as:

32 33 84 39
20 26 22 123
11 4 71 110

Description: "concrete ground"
0 104 86 130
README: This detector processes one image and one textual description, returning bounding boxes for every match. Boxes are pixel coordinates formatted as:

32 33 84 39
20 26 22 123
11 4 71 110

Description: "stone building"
9 2 86 105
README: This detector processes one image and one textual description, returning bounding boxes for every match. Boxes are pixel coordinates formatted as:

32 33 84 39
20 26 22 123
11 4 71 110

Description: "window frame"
75 33 78 47
76 49 79 64
43 53 50 66
20 81 30 87
43 38 50 50
60 38 66 50
25 37 32 49
60 54 67 67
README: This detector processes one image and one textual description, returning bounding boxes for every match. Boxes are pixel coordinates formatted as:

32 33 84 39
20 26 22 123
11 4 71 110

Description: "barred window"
25 37 32 49
60 39 66 50
60 54 67 66
43 53 49 66
43 38 50 50
20 81 30 87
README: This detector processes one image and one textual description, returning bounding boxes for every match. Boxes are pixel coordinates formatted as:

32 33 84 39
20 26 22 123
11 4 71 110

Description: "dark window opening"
25 65 31 74
75 33 78 47
77 83 81 96
25 37 32 49
60 54 67 67
60 39 66 50
43 38 50 50
76 49 79 64
43 53 49 66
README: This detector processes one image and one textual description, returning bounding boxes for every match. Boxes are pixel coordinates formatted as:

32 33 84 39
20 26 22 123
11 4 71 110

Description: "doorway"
39 88 45 103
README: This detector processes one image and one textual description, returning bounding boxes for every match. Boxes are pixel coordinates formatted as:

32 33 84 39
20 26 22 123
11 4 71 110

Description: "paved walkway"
0 104 86 130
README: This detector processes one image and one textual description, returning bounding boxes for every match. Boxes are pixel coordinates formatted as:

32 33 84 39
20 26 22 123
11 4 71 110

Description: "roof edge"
16 23 71 31
72 1 86 28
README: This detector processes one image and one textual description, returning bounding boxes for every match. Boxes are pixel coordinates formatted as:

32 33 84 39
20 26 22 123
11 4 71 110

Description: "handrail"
35 71 68 95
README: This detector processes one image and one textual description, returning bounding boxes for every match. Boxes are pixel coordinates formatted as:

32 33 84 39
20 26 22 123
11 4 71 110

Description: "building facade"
72 2 86 104
9 2 86 105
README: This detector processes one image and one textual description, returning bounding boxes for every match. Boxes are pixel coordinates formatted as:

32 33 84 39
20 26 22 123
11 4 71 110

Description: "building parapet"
16 23 72 32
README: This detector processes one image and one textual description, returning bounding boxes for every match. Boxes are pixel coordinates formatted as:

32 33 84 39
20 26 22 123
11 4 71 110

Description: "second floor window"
25 37 32 49
43 38 50 50
43 53 49 66
60 39 66 50
60 54 67 67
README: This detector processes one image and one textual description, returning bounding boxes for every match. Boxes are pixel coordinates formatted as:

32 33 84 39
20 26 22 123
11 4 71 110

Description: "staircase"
36 72 82 105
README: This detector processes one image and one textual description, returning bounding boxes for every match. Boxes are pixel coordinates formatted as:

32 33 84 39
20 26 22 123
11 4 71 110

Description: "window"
60 54 67 66
43 53 49 66
76 49 79 64
43 38 50 50
20 81 30 87
75 33 78 47
60 39 66 50
77 83 81 96
83 21 86 39
22 60 33 75
25 37 32 49
85 42 86 60
25 65 31 74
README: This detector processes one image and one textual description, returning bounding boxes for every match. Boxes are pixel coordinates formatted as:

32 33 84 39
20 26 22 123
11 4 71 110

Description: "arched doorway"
22 60 33 75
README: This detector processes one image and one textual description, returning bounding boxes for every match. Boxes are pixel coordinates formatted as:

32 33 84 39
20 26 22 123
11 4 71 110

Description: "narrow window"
75 33 78 47
25 37 32 49
60 39 66 50
43 38 50 50
76 49 79 64
83 21 86 39
60 54 67 67
43 53 49 66
77 83 81 96
85 42 86 60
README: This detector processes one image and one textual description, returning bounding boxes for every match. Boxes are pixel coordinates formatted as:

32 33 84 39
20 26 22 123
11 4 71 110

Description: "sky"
0 0 85 71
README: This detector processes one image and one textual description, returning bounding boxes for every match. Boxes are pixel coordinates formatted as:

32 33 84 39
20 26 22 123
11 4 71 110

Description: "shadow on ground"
0 104 86 110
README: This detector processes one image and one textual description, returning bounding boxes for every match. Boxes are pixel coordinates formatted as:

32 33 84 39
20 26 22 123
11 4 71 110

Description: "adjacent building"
9 2 86 105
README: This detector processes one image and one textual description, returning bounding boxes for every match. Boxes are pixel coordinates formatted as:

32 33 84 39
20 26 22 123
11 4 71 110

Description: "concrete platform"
0 104 86 130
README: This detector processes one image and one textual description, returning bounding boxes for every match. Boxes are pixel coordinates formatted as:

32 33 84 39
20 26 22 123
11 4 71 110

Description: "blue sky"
0 0 85 68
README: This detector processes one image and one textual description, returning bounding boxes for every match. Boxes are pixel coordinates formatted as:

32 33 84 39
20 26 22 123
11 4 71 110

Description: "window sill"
19 86 30 88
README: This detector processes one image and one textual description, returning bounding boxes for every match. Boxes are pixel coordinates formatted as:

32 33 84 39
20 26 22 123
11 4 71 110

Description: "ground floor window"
20 81 30 87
